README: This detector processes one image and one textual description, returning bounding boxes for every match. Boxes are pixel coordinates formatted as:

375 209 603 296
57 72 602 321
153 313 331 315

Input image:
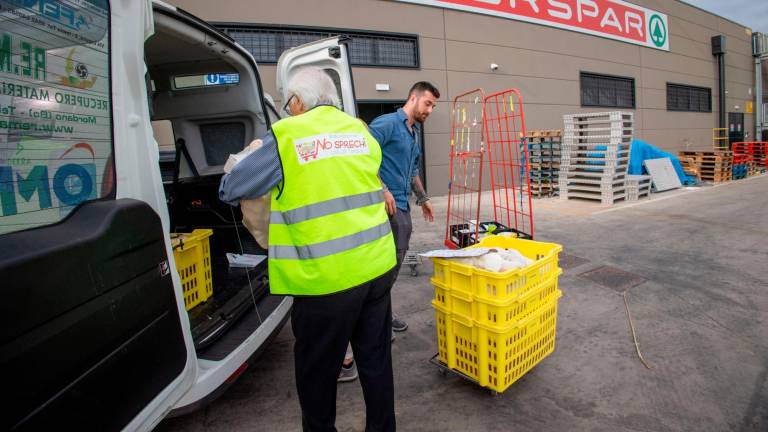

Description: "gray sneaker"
392 317 408 332
338 363 358 383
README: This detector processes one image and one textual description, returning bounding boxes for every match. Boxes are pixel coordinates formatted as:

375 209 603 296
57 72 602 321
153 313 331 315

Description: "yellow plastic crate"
436 268 562 328
431 236 561 304
171 229 213 311
434 292 561 393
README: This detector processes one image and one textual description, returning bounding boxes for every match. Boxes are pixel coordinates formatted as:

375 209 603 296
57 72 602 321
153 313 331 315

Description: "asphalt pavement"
158 175 768 432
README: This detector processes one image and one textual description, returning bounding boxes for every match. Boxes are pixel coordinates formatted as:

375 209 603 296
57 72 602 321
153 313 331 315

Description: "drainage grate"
578 265 646 292
559 253 590 270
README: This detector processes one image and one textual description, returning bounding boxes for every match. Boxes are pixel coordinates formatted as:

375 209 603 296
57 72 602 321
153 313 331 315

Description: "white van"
0 1 357 430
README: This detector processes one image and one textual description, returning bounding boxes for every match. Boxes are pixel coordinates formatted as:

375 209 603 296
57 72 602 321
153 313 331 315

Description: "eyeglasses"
282 94 296 115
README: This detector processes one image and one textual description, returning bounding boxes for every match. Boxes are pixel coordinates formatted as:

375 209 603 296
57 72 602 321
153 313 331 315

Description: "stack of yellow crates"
430 236 563 393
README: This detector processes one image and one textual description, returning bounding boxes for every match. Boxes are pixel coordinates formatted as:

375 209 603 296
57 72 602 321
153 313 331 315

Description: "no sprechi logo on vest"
294 133 370 165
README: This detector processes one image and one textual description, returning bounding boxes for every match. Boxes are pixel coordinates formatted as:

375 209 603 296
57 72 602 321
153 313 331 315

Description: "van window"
0 1 112 235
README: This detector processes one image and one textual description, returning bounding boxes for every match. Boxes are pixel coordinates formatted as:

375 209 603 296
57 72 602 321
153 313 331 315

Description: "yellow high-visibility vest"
268 105 396 295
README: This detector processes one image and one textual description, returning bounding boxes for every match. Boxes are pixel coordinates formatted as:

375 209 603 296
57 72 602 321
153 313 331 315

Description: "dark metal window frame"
214 22 420 69
580 72 636 109
666 83 712 113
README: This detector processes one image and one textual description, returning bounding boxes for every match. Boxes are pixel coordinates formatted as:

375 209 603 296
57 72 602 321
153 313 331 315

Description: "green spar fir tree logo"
649 14 667 48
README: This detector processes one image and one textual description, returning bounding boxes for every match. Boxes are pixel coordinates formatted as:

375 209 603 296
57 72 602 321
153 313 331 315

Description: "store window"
217 25 419 68
0 1 113 235
667 83 711 112
580 72 635 109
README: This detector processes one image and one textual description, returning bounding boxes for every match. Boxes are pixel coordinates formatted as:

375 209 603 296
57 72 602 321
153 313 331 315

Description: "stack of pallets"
733 142 767 176
559 112 633 205
732 154 750 180
678 151 733 183
525 130 561 197
625 175 651 200
677 155 700 180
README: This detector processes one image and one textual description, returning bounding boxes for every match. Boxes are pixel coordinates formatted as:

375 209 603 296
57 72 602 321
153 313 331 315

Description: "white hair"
285 67 341 110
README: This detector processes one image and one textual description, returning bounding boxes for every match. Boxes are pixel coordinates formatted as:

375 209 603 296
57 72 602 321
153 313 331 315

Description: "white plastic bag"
464 248 534 273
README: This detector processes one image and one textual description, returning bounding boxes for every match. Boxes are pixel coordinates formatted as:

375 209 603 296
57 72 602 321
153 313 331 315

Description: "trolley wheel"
437 367 448 376
410 265 418 277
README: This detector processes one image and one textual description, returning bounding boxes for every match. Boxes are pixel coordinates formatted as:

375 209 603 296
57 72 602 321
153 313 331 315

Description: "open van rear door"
276 36 358 116
0 1 194 430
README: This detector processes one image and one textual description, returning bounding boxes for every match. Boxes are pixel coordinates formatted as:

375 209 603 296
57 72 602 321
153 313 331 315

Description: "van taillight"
226 362 249 383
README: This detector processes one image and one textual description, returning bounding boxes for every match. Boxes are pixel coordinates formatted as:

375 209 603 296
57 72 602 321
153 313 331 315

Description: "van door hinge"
328 46 341 59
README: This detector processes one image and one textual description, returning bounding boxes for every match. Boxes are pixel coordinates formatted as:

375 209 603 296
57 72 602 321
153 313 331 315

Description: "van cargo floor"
188 257 269 350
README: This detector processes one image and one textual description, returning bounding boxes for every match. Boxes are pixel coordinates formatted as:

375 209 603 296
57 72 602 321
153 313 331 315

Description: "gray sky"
681 0 768 34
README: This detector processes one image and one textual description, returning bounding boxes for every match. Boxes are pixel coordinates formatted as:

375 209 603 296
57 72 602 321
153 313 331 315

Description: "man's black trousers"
292 268 396 432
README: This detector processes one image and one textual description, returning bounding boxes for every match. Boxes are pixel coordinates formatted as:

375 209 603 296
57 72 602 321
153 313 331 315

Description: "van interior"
144 9 282 359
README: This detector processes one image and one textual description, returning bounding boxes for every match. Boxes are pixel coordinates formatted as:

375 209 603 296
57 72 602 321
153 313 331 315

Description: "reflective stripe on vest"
268 105 396 296
270 190 384 225
269 220 391 260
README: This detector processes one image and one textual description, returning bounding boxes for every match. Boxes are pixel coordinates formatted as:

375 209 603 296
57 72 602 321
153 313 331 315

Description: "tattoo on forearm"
412 176 428 203
412 176 425 195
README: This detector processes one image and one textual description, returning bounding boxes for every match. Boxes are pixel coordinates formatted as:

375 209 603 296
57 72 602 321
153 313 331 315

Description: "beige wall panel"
641 68 716 91
727 49 757 66
423 133 451 167
425 164 450 196
724 41 754 59
667 35 714 62
667 16 716 45
640 49 715 77
425 105 452 136
640 88 667 110
447 72 579 107
725 84 756 108
523 104 583 131
643 108 716 130
352 68 447 104
717 20 753 43
444 41 643 83
641 128 713 152
257 66 278 102
420 37 447 70
443 11 643 66
169 0 444 38
725 56 756 79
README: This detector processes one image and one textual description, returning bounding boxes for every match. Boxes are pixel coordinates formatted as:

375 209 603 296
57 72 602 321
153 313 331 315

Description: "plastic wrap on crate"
431 236 561 304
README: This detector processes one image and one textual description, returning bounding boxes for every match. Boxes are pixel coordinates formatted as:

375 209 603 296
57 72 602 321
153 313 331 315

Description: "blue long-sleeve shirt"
219 130 282 205
368 108 420 211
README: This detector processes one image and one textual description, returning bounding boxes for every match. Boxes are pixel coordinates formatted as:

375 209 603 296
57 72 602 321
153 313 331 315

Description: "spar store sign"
394 0 669 51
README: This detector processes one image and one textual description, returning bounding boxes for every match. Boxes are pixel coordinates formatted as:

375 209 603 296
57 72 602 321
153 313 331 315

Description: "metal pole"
718 53 726 130
756 55 763 141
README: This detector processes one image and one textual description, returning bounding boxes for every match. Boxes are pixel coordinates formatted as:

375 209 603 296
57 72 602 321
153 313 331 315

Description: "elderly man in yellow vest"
219 67 397 432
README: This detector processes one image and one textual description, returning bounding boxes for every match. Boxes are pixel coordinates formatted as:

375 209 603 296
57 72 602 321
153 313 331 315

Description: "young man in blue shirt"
368 82 439 333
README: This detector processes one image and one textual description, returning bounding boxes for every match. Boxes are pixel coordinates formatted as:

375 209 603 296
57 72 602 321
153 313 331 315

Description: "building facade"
168 0 758 195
